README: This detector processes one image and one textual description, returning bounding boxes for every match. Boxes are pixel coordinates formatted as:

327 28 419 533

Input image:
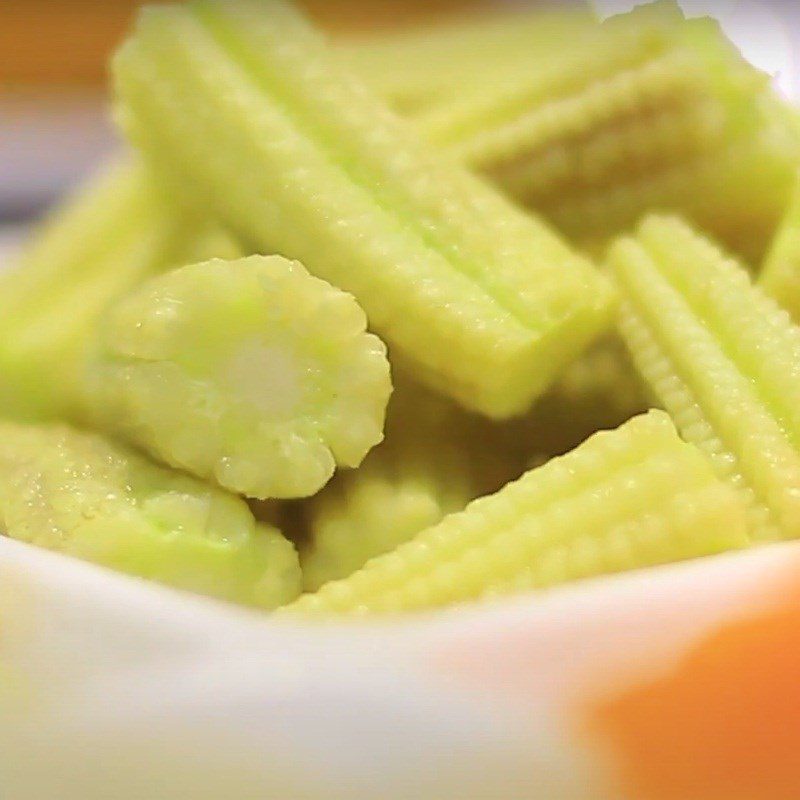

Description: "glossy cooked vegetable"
0 160 183 420
301 375 530 591
395 0 798 263
113 0 615 419
0 158 241 423
0 0 793 615
611 215 800 542
89 256 392 500
286 411 747 614
0 421 301 608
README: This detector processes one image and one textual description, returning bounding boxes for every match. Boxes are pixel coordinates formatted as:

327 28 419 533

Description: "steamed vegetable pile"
3 0 800 615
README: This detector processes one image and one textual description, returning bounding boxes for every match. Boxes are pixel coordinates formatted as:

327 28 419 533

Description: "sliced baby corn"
113 0 615 419
0 159 184 420
89 256 392 500
760 172 800 319
0 157 234 422
0 421 301 609
610 215 800 542
547 99 800 264
285 411 747 615
407 1 798 262
301 375 529 590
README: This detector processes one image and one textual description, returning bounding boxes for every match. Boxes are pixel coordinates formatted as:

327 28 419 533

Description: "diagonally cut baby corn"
113 0 615 419
301 374 531 591
546 100 800 264
285 411 747 615
89 256 392 500
404 1 799 263
0 160 183 421
0 158 240 423
611 215 800 542
0 421 301 609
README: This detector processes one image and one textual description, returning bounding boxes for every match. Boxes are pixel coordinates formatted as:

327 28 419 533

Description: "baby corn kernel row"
286 412 747 615
301 375 531 591
2 0 800 613
611 216 800 542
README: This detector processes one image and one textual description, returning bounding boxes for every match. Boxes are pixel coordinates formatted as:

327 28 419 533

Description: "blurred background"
1 0 799 229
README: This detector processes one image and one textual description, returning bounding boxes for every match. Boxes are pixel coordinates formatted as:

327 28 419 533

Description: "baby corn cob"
113 0 615 419
0 421 301 609
610 215 800 542
406 1 798 263
0 159 185 420
760 172 800 319
547 101 800 264
301 375 530 590
300 346 649 591
89 256 392 500
285 411 747 615
337 5 595 113
0 158 237 423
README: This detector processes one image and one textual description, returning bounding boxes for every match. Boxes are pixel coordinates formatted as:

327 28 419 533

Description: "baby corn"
611 216 800 541
407 1 798 262
0 421 301 609
89 256 392 500
286 411 747 614
301 376 529 590
0 160 187 420
524 336 649 459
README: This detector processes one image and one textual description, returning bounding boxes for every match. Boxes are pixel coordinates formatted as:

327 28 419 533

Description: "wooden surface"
0 0 490 86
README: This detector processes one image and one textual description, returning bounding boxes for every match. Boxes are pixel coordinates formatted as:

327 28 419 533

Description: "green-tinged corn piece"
0 158 234 422
760 172 800 318
0 159 179 420
285 410 747 614
301 376 530 590
407 1 798 263
113 0 615 419
0 421 301 609
548 102 800 265
610 215 800 542
89 256 392 500
338 5 595 113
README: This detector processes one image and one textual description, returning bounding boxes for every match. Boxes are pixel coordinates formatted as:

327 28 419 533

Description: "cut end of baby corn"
301 374 531 591
113 0 615 419
761 171 800 319
405 0 797 263
0 422 301 609
89 256 392 500
283 410 748 615
610 214 800 543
